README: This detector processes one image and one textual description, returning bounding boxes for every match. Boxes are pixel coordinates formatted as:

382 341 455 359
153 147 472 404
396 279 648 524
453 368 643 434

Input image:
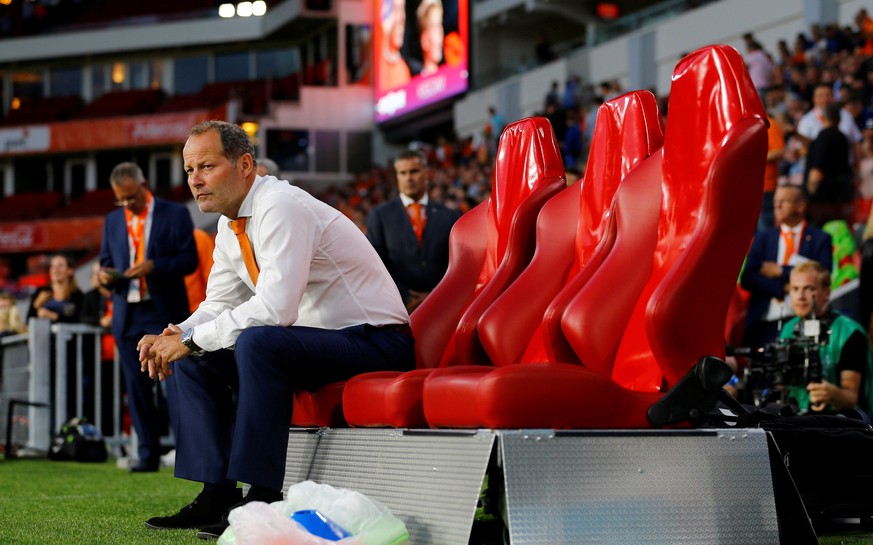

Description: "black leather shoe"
195 487 284 540
144 487 242 530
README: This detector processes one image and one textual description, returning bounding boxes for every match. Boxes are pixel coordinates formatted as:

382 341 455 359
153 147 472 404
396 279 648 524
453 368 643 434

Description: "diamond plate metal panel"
284 428 324 483
285 428 494 545
500 429 778 545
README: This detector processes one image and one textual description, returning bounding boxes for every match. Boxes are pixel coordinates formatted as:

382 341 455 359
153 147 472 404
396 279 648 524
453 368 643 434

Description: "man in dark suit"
99 162 197 472
137 121 412 538
741 184 832 348
367 150 462 312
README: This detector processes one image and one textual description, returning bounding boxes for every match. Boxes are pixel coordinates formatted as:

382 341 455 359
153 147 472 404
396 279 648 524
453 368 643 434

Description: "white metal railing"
7 318 128 453
3 318 176 457
51 322 123 444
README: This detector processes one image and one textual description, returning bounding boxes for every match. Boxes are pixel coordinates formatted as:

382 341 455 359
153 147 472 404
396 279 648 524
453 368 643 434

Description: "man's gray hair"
188 120 257 167
109 162 146 186
394 149 427 165
259 157 280 177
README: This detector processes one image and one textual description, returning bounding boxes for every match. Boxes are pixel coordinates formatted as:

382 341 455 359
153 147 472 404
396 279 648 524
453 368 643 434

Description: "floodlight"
237 1 253 17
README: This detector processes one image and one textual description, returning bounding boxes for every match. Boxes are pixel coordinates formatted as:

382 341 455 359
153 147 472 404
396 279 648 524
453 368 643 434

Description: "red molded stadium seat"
422 44 768 429
482 90 663 369
293 205 487 427
333 117 566 428
410 91 664 428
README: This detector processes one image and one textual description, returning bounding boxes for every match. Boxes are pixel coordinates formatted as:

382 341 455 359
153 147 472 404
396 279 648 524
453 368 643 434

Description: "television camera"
730 314 825 410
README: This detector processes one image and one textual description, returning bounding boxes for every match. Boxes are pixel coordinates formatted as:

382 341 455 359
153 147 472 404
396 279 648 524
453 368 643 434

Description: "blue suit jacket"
740 224 833 327
99 197 198 339
366 198 461 302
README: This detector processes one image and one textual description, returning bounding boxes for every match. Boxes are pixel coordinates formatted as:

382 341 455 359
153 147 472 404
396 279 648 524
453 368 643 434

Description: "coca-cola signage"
0 126 50 154
0 224 43 250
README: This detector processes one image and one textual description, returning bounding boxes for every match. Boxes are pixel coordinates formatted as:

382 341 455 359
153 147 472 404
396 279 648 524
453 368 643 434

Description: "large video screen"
374 0 469 124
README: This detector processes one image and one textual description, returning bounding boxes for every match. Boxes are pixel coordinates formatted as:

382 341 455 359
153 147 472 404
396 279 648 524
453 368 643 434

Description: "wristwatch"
180 328 205 356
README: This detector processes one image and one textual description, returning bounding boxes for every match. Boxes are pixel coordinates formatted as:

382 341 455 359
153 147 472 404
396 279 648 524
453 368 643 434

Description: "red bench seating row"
0 192 64 222
292 44 768 431
48 188 116 218
0 96 84 127
2 72 301 127
73 88 167 120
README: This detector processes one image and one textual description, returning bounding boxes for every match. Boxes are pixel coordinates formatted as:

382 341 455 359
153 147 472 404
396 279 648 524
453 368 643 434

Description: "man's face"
111 178 147 215
183 130 252 218
421 8 444 65
790 270 829 318
813 86 833 109
773 187 805 226
395 157 427 201
390 0 406 51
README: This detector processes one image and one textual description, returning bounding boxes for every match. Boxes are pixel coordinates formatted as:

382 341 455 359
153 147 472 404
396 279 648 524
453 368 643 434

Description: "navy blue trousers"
172 324 415 490
117 302 184 465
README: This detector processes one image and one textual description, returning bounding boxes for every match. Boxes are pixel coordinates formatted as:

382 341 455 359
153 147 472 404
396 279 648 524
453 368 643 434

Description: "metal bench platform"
284 427 778 545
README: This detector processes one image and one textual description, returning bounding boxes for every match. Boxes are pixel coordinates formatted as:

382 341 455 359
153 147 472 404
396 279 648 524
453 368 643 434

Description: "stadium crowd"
6 12 873 336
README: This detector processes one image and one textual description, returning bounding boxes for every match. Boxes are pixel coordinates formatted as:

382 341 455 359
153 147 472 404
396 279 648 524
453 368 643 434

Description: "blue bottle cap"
291 509 351 541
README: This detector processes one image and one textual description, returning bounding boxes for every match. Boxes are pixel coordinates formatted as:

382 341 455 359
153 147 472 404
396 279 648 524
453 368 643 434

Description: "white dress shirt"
764 222 808 322
796 107 862 144
178 176 409 352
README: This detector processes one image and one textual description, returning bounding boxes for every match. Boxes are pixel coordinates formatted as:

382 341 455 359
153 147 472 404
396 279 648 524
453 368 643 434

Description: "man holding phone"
99 162 198 472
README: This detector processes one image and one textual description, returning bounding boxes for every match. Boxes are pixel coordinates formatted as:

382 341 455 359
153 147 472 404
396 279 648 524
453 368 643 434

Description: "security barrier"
1 319 128 455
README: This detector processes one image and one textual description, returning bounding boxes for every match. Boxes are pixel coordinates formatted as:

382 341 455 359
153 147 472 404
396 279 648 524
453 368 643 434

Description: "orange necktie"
230 217 259 285
781 228 795 266
408 203 425 243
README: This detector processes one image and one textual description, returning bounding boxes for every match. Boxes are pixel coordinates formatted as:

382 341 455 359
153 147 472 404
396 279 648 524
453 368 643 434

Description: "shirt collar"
399 193 428 208
780 220 805 235
233 177 263 222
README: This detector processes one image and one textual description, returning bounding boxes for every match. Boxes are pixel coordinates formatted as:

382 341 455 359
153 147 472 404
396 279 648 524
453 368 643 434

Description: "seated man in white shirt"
137 120 414 540
796 83 862 165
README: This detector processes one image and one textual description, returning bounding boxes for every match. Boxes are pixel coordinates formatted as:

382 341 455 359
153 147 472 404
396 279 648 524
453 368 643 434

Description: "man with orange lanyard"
741 185 833 348
99 162 197 472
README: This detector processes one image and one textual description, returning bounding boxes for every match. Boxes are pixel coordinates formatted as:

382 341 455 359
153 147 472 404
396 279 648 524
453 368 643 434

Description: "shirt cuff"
192 321 226 353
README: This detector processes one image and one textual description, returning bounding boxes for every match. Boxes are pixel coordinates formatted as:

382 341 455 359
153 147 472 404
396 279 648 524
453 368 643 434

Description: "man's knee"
236 326 280 356
237 325 312 357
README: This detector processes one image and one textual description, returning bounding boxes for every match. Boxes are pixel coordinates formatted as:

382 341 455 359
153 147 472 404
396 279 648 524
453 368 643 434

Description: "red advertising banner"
0 218 104 252
0 104 229 156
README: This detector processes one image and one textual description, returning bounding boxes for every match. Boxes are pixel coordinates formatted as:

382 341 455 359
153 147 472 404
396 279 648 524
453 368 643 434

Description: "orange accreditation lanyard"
124 191 152 301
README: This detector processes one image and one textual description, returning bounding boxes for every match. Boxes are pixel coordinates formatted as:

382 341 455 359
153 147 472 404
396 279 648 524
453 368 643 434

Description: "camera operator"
780 260 873 415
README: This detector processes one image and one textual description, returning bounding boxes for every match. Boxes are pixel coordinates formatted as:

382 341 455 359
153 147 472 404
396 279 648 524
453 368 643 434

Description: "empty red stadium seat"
74 89 166 119
49 188 116 218
335 117 566 428
423 44 768 429
484 90 663 369
0 192 64 221
0 95 83 127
